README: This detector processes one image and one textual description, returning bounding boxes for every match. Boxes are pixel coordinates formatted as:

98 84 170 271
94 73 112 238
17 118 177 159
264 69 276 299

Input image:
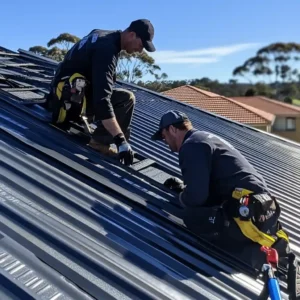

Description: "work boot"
88 138 118 157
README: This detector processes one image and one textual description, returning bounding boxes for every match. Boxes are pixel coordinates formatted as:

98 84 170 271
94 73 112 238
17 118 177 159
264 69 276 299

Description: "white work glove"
113 133 134 166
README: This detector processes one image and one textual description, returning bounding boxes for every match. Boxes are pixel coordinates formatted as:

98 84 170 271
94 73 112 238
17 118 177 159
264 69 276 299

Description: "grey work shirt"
178 129 269 207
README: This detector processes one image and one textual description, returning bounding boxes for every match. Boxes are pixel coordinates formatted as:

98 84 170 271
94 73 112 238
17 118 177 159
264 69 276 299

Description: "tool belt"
228 188 289 253
226 188 299 299
229 188 300 299
49 73 88 125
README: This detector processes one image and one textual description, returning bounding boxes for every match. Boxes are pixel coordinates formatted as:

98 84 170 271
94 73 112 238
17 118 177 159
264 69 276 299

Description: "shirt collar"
183 128 197 143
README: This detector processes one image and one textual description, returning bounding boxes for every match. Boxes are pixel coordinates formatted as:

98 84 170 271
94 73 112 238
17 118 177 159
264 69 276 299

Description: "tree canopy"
28 32 167 82
27 36 300 103
116 50 167 83
47 33 80 51
29 33 80 62
233 42 300 83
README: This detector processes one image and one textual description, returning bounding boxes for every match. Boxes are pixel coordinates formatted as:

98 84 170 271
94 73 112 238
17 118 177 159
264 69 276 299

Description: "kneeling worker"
151 110 295 272
46 19 156 166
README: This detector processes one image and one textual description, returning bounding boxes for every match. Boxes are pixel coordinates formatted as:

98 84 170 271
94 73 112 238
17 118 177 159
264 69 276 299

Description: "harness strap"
229 188 289 248
233 218 289 246
51 73 88 124
228 188 298 299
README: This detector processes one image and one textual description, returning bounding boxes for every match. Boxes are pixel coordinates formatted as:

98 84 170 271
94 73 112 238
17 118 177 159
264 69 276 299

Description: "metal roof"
1 46 299 300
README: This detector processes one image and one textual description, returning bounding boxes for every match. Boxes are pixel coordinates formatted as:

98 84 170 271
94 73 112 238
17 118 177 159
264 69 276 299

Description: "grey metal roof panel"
0 233 94 300
0 118 261 300
0 46 19 54
18 48 59 67
0 95 267 299
0 46 299 299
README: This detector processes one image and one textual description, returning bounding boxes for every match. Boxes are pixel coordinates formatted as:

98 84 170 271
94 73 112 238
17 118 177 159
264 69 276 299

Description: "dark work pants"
214 221 267 271
183 206 272 271
90 88 136 145
47 76 135 144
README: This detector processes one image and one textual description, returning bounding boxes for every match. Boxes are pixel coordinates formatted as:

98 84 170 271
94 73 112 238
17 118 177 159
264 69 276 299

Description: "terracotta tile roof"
162 85 271 125
232 96 300 116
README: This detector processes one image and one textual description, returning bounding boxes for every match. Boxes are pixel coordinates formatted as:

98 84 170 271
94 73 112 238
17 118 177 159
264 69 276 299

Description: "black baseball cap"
128 19 156 52
151 110 189 140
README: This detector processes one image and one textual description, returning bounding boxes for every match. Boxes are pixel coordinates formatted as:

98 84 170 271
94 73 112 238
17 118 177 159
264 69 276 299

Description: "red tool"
261 246 279 268
259 246 282 300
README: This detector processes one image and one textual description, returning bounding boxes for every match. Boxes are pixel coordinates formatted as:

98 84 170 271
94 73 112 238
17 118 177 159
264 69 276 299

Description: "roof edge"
186 85 221 97
232 96 300 114
258 96 300 112
164 85 271 124
118 80 300 147
225 97 274 124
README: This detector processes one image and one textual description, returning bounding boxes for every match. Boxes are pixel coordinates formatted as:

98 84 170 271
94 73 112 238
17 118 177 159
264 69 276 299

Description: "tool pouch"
230 192 280 234
245 194 280 235
51 74 88 125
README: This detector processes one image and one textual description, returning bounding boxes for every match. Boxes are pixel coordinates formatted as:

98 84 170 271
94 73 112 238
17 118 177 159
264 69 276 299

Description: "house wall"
271 116 300 143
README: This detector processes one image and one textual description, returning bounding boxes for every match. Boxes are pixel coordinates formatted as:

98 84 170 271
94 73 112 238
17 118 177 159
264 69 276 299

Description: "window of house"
273 117 296 131
286 117 296 131
273 117 286 131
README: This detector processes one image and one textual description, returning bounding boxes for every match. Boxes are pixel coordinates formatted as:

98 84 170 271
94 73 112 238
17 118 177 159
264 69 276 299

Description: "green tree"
233 42 300 83
245 88 257 96
28 32 80 62
232 65 252 83
28 46 49 55
229 79 238 85
117 50 167 83
254 82 274 97
47 33 80 51
278 84 299 99
284 96 293 104
47 46 67 62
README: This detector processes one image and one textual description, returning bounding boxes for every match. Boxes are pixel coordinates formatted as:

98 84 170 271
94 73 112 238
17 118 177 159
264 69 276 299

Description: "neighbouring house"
231 96 300 143
162 85 272 132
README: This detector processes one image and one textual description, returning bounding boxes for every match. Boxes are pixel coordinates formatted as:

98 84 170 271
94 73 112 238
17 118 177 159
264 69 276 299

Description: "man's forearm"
102 117 123 138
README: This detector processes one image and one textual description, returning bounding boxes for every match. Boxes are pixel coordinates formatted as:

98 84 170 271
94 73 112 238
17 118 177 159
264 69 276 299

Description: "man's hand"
164 177 184 193
113 133 134 166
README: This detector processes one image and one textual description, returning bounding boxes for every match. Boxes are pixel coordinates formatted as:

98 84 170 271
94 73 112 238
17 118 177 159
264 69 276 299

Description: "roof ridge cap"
222 96 273 122
257 96 300 112
187 85 221 97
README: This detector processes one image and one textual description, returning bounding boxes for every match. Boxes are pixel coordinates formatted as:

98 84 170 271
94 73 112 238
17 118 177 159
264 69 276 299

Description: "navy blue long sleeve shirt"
179 129 269 207
53 29 121 121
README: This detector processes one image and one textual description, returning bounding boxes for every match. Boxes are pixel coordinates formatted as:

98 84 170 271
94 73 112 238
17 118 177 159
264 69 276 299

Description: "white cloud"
151 43 260 64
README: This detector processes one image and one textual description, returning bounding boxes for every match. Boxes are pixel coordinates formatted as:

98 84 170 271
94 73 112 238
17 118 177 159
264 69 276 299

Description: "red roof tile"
232 96 300 116
162 85 271 125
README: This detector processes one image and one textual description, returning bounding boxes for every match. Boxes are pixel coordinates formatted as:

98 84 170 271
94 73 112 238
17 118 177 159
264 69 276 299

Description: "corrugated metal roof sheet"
1 46 299 299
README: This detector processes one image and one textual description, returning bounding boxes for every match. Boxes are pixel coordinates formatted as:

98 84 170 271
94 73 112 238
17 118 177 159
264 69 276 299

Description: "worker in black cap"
46 19 156 166
151 110 293 272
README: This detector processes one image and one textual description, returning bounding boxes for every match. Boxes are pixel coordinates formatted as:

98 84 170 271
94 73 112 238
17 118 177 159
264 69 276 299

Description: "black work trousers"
183 206 283 271
47 71 136 144
88 88 136 145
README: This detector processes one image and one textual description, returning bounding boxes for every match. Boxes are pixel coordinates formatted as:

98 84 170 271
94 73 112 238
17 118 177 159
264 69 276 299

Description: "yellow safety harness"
231 188 289 249
51 72 88 124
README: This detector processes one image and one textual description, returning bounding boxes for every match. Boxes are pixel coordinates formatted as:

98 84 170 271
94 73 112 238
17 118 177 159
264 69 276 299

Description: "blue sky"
1 0 300 83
